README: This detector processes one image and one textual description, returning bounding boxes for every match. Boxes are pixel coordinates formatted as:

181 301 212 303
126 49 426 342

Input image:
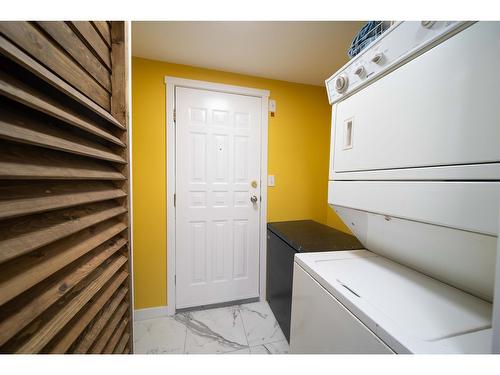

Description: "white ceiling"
132 21 365 86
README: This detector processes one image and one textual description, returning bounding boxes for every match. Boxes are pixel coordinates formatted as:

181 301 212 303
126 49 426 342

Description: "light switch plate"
268 175 275 187
269 99 276 113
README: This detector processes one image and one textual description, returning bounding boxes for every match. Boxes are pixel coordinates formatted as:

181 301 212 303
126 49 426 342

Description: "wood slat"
70 22 111 69
0 34 125 129
90 301 128 353
104 318 128 354
0 22 110 110
0 237 126 346
72 285 127 353
0 141 125 181
0 219 127 306
0 106 126 163
110 21 133 352
0 181 126 220
52 279 128 353
92 22 111 48
113 330 129 354
15 255 127 353
0 70 125 146
0 257 115 353
123 346 129 354
110 22 127 126
36 22 111 92
0 200 126 263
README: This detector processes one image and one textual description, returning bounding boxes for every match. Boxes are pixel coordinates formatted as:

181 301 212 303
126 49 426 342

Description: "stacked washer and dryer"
289 21 500 354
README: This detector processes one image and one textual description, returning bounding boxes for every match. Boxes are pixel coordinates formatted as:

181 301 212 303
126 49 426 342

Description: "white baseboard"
134 305 169 321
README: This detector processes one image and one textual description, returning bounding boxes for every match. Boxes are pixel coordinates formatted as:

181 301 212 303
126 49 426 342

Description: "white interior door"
175 86 262 309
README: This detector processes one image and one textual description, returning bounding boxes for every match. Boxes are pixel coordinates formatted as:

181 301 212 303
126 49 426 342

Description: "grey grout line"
237 304 251 349
259 337 289 347
255 331 287 347
239 301 288 348
238 302 290 353
249 340 290 355
223 347 251 354
181 313 188 354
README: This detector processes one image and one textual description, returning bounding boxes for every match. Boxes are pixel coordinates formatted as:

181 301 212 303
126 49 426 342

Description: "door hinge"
174 193 176 207
173 108 176 122
174 275 176 285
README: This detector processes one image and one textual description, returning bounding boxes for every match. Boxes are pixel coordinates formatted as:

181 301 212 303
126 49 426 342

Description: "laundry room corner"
3 1 500 368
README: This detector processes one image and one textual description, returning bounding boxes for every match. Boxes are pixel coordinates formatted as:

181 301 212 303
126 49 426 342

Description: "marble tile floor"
134 301 289 354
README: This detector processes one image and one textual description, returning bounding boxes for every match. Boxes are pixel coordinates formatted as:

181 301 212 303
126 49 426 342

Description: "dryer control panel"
326 21 469 105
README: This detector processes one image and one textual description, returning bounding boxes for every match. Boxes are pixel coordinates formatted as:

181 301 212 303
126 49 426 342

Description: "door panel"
175 87 261 309
332 22 500 174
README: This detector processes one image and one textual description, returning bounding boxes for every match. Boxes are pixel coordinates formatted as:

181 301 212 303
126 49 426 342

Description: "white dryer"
290 21 500 354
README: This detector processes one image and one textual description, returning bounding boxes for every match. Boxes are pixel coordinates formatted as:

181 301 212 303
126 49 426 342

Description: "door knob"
250 195 258 203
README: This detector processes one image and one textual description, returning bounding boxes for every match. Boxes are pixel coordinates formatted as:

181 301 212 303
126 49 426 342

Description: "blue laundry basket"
348 21 392 59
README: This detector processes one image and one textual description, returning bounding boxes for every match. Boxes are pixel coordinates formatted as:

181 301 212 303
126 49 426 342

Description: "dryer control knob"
354 66 365 76
371 53 383 64
421 21 436 29
335 75 348 93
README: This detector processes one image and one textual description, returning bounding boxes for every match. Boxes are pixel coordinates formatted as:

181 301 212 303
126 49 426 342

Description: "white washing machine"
291 250 492 353
290 21 500 354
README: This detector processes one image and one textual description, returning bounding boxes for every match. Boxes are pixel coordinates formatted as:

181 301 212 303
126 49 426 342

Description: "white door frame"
165 76 270 315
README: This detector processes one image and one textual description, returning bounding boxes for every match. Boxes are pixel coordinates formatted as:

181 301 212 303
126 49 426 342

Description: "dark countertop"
267 220 363 253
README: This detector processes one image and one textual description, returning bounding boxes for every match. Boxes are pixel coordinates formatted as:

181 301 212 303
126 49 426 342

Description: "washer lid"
296 250 492 342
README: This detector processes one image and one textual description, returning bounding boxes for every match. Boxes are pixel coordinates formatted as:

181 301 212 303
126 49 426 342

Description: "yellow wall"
132 57 350 309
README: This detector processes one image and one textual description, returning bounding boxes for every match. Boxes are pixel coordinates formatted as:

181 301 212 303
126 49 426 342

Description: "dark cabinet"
266 220 362 341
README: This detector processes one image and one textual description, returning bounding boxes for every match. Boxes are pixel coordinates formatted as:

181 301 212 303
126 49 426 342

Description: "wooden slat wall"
0 21 132 354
